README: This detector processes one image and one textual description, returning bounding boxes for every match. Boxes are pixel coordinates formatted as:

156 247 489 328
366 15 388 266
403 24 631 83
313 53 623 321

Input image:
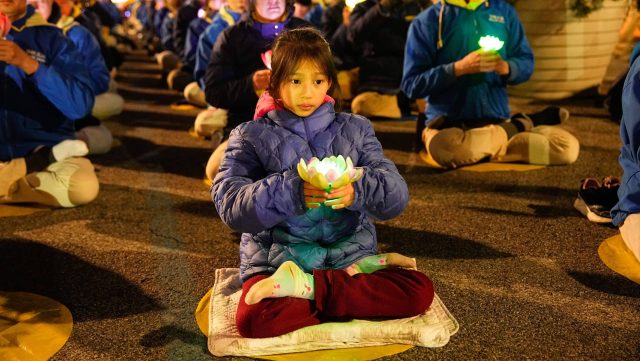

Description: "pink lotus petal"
0 12 11 38
261 50 272 70
325 168 338 183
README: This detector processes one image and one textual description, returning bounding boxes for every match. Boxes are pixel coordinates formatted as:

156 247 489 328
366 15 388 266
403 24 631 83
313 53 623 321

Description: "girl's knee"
408 271 435 314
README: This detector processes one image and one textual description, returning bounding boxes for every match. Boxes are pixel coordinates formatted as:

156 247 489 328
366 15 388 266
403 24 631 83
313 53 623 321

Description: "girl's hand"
324 183 355 209
303 181 328 209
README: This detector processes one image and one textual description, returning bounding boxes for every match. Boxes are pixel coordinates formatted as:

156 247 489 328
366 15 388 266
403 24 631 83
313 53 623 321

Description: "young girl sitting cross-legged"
212 27 435 339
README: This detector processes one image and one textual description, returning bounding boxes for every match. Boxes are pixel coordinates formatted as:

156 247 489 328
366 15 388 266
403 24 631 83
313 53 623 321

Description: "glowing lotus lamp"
0 12 10 39
478 35 504 52
346 0 366 10
297 155 363 191
261 50 272 70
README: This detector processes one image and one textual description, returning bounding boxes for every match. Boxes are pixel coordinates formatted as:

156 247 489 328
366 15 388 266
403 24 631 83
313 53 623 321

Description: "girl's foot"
345 253 417 276
245 261 314 305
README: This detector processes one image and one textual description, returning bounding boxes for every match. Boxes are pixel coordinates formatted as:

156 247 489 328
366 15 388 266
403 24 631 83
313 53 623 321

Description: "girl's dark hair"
268 27 341 109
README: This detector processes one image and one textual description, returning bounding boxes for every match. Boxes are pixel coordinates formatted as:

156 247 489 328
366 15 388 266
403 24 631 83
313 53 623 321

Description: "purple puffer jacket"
212 97 409 282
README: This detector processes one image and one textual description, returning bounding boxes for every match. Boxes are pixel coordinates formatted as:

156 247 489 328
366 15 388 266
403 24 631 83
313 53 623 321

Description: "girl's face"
253 0 285 22
279 59 331 117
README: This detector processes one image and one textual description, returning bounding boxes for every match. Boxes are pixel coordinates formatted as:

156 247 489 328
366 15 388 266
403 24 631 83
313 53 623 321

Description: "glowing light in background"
345 0 366 10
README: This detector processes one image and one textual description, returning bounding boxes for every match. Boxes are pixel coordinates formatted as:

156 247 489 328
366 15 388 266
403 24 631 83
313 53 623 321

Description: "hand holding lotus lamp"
298 155 364 209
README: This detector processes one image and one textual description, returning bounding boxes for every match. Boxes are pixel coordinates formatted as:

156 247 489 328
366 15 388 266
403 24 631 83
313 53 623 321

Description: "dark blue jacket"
0 6 94 161
212 102 409 282
612 55 640 226
402 0 533 126
182 14 212 72
56 16 110 94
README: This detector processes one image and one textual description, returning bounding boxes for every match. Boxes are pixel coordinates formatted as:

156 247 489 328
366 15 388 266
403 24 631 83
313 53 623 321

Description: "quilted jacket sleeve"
347 115 409 219
212 126 308 233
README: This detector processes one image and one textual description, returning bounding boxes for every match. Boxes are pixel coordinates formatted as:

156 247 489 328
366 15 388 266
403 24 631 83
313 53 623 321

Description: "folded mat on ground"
199 267 458 358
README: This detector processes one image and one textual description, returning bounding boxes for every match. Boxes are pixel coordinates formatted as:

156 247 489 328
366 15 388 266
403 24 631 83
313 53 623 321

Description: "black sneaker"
573 177 618 224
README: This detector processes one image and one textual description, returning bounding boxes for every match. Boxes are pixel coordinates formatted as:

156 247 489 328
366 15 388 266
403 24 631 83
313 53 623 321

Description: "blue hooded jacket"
212 100 409 282
402 0 533 126
0 6 94 161
612 55 640 226
193 6 242 89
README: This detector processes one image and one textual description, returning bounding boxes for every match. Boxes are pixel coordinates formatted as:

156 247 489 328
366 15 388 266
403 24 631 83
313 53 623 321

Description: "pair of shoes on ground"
573 176 620 224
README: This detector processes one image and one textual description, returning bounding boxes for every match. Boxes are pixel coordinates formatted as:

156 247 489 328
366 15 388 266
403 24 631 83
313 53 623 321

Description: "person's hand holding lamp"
298 155 364 209
454 35 510 77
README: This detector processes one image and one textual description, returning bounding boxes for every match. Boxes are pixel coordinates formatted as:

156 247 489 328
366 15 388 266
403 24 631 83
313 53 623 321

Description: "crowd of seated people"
3 0 636 279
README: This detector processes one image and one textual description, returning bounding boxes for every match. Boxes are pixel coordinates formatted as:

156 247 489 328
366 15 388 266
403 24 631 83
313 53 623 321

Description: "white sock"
245 261 315 305
51 139 89 162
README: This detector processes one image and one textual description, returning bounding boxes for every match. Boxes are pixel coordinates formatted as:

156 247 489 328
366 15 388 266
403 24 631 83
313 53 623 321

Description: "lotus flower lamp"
298 155 363 192
261 50 272 70
478 35 504 52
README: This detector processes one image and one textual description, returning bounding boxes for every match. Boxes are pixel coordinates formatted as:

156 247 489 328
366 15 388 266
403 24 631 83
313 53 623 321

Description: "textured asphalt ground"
1 49 639 360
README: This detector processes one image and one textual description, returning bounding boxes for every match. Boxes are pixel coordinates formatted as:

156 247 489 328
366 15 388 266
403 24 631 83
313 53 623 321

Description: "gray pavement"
1 50 639 360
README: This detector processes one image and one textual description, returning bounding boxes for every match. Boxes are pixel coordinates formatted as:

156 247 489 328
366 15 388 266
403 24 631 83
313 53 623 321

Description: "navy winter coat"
203 14 309 132
212 100 409 282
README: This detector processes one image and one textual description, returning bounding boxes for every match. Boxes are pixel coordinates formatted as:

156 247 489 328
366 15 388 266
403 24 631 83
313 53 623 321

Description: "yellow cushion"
0 204 50 218
194 290 413 360
598 234 640 285
418 150 546 172
0 292 73 361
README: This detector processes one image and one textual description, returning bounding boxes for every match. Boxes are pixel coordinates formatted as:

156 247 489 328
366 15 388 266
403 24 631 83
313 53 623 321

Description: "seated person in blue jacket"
182 0 243 107
203 0 309 182
189 0 246 140
31 0 117 155
166 0 207 91
402 0 580 169
611 55 640 268
212 28 434 338
348 0 430 119
156 0 182 74
0 0 99 207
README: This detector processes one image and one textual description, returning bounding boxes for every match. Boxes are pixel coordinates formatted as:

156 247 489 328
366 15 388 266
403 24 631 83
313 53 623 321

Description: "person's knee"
533 126 580 165
405 271 435 315
76 125 113 155
206 141 228 182
66 158 99 206
92 92 124 120
184 82 206 107
351 92 401 119
428 128 481 168
195 108 228 137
